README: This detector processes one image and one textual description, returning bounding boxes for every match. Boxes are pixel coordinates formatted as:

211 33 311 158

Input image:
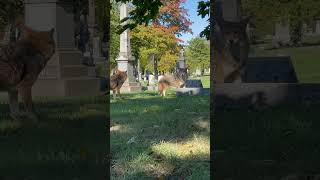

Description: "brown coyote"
0 22 55 121
110 69 127 98
214 16 250 83
158 68 188 97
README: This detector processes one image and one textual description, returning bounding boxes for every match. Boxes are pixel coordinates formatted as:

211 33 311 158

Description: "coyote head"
215 16 250 48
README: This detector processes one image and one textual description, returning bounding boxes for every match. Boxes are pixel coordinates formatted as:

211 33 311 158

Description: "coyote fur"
158 68 188 97
0 21 55 121
214 16 250 83
110 69 127 98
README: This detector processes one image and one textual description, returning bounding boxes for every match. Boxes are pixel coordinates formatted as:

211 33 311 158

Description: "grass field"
0 96 107 179
190 75 210 88
110 91 210 179
214 105 320 179
251 45 320 83
213 45 320 178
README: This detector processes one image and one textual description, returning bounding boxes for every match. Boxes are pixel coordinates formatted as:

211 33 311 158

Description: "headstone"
177 49 186 69
148 75 156 86
273 21 290 46
316 20 320 34
176 80 209 96
116 3 141 92
215 83 320 110
158 75 164 81
242 57 298 83
25 0 100 97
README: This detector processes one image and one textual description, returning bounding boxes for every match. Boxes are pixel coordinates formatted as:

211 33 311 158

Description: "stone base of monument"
176 88 210 96
215 83 320 110
32 48 100 97
32 78 100 97
147 86 158 91
176 79 209 96
120 82 142 93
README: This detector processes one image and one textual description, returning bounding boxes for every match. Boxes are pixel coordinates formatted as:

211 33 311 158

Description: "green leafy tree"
185 37 209 75
131 25 179 74
110 2 120 71
242 0 320 45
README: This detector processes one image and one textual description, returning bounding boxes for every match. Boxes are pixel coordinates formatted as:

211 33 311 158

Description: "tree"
110 2 120 71
197 0 210 39
242 0 320 45
185 37 209 75
153 0 192 37
131 25 179 76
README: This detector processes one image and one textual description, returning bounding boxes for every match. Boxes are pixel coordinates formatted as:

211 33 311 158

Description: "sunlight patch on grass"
110 124 135 134
0 120 22 132
194 116 210 132
151 134 210 160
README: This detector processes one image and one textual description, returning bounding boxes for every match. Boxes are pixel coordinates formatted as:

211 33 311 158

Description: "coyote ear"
241 16 250 26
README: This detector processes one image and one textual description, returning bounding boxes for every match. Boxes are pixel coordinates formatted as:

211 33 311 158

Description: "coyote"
158 68 188 97
213 16 250 83
110 69 127 98
0 22 55 121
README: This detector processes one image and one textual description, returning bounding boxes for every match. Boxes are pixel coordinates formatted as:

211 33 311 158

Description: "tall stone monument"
116 3 141 92
221 0 241 21
25 0 100 96
177 49 186 69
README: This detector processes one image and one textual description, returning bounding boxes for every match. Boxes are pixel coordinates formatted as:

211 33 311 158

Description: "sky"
180 0 209 45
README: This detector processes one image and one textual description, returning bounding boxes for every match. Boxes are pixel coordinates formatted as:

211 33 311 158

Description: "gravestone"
316 20 320 34
273 21 290 46
116 3 141 92
147 74 157 91
243 57 298 83
176 80 209 96
25 0 100 97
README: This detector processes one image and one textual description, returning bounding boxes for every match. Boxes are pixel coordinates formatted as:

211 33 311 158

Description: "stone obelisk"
116 3 141 92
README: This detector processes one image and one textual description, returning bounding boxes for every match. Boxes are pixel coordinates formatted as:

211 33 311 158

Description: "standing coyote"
0 22 55 121
110 69 127 98
158 68 188 97
213 16 250 83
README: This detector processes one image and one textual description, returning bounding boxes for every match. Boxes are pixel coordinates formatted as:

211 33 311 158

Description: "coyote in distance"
158 68 188 97
110 69 127 99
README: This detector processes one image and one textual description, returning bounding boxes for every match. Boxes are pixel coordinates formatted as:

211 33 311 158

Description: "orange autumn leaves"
131 0 192 73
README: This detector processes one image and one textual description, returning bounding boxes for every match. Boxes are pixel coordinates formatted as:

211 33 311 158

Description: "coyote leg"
8 89 21 120
20 86 38 121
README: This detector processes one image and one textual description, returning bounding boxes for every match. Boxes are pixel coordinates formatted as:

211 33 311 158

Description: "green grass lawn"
214 106 320 179
0 96 107 179
110 92 210 179
213 45 320 178
251 45 320 83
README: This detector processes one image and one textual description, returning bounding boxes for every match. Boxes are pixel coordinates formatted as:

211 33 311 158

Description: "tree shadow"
110 94 210 179
0 97 107 179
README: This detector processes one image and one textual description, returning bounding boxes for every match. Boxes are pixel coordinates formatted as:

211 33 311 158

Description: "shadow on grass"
110 92 210 179
0 96 108 179
213 105 320 179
